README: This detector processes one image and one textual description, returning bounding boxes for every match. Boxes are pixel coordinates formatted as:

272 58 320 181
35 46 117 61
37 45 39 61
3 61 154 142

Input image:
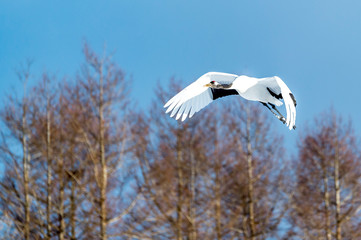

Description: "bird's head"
204 81 221 88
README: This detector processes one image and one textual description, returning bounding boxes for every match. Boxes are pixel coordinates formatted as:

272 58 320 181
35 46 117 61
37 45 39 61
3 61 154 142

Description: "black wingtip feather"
289 93 297 107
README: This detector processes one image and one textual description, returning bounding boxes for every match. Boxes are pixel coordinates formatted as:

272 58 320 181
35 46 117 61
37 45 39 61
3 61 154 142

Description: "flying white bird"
164 72 297 130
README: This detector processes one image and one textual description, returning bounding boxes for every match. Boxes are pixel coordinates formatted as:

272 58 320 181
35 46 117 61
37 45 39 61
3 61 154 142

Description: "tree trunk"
46 93 52 240
70 177 76 240
176 132 183 240
215 164 222 240
22 100 30 240
214 134 222 240
246 113 256 240
189 150 197 240
58 156 65 240
99 64 108 240
322 168 332 240
334 135 341 240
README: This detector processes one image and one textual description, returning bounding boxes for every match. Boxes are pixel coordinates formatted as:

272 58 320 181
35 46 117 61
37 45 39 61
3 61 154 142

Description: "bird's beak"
204 83 211 87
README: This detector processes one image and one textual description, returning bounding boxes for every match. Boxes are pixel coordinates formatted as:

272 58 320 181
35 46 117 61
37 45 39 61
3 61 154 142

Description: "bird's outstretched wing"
164 72 238 121
259 76 297 130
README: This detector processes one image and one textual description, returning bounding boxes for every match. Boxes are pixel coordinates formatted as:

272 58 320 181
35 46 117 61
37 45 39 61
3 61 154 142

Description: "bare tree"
35 73 56 240
29 72 78 240
129 81 208 239
289 110 361 239
0 44 137 239
0 62 48 239
222 99 287 240
72 43 135 239
20 63 31 240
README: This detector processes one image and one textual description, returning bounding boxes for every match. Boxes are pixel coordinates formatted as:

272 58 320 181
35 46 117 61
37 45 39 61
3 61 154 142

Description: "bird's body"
164 72 297 130
233 75 281 105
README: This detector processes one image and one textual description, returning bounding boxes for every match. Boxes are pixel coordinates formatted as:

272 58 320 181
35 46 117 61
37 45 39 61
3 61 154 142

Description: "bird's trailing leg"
270 103 297 130
260 102 286 124
269 103 286 122
260 102 296 130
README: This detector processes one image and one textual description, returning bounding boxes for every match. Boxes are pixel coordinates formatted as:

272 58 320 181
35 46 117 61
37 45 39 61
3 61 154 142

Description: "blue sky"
1 0 361 148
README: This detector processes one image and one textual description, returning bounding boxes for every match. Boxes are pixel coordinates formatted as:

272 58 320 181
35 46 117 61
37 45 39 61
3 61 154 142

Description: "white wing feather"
277 77 296 130
269 76 296 130
164 72 238 121
256 76 296 130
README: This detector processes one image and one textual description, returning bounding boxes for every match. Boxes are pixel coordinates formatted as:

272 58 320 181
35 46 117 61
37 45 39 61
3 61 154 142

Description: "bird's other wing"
164 72 238 121
260 76 296 130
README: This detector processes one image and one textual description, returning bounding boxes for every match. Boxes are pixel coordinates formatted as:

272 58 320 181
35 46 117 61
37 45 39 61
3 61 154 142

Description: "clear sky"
1 0 361 148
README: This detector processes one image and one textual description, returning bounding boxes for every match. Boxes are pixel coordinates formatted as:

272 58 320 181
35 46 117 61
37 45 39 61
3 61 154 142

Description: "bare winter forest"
1 46 361 240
